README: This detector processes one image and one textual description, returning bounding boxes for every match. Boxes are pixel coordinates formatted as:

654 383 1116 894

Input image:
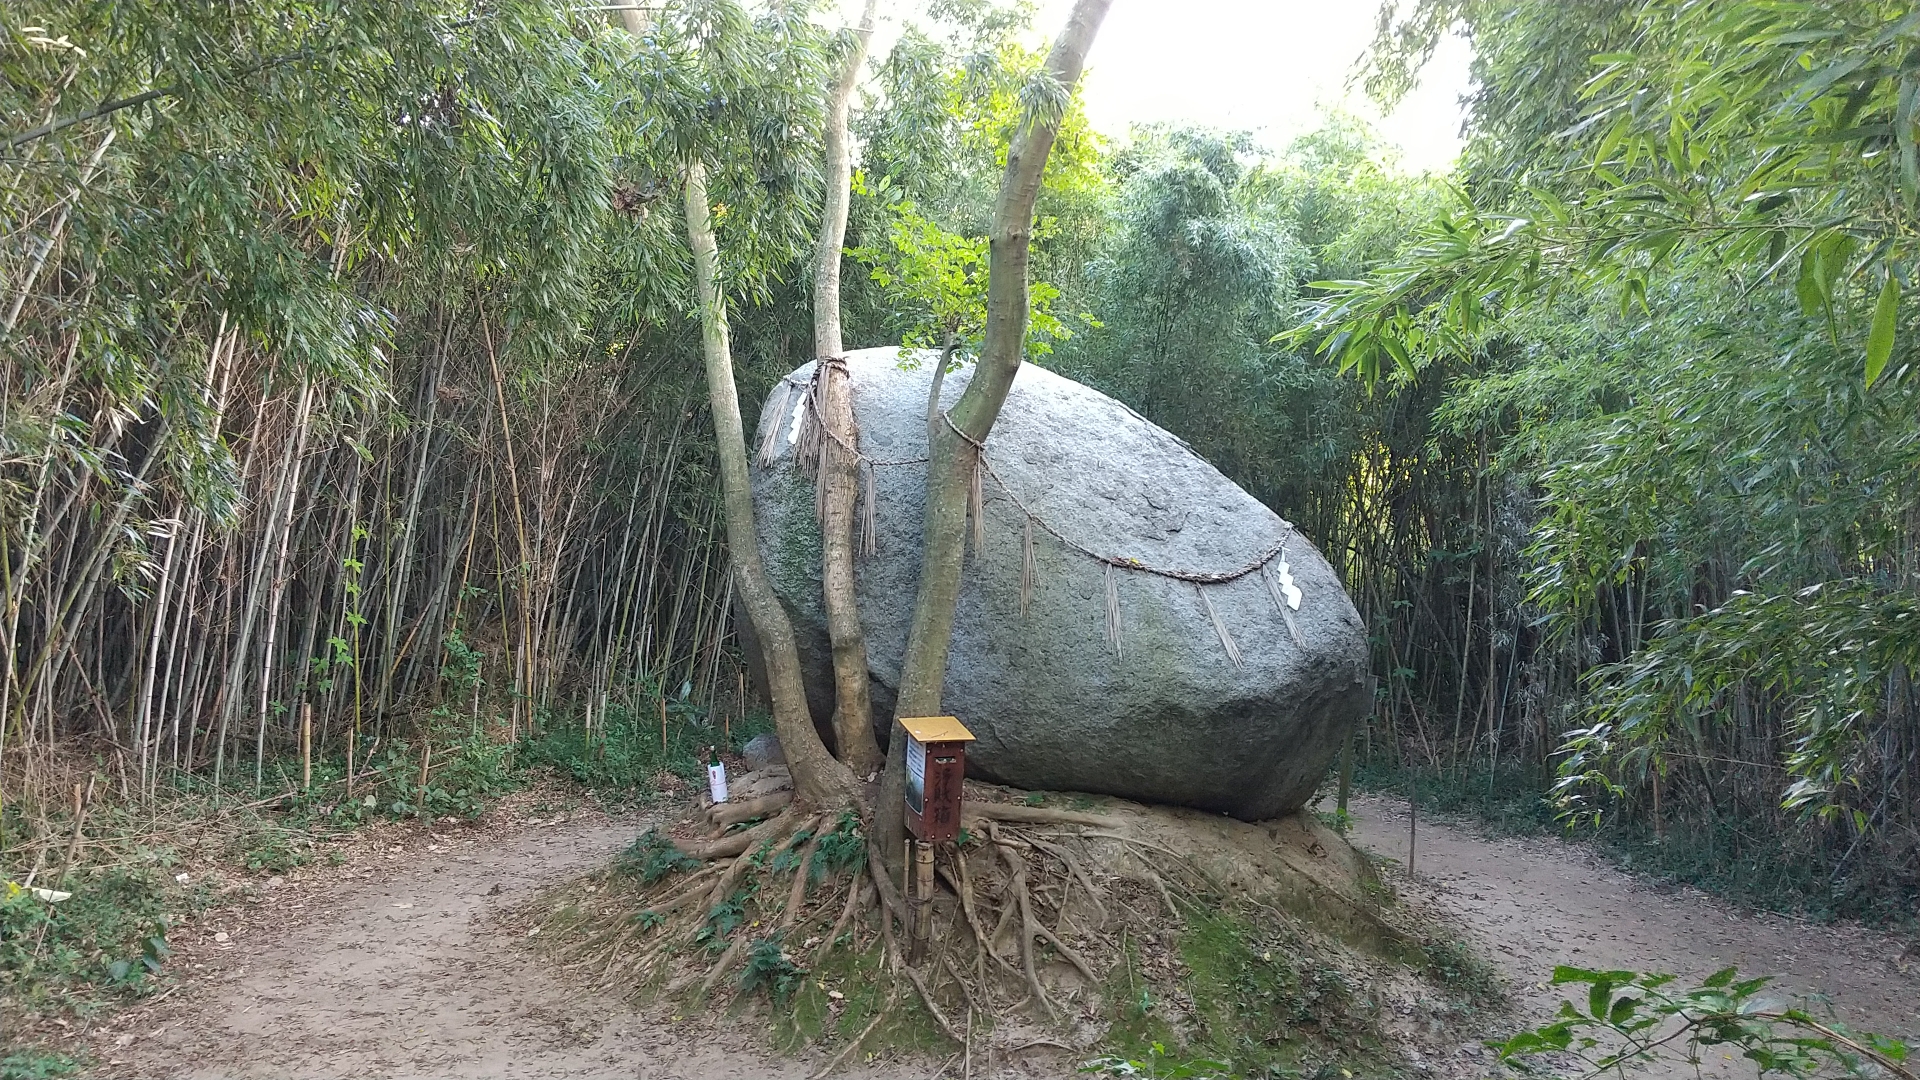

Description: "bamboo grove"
0 2 774 818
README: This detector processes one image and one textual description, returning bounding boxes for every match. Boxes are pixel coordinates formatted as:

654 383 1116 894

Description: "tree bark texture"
878 0 1112 867
814 0 886 776
683 162 855 807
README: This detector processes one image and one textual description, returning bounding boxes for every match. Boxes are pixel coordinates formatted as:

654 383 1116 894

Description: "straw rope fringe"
1264 562 1308 649
1104 562 1122 658
1020 516 1036 620
1198 585 1243 668
968 455 985 559
756 382 791 467
861 461 878 556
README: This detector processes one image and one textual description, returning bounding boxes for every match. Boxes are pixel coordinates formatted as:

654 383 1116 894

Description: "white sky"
1061 1 1473 173
864 2 1474 172
864 0 1475 174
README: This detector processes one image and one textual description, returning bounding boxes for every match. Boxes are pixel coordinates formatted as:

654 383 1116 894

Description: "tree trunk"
878 0 1112 869
814 0 885 776
683 161 856 808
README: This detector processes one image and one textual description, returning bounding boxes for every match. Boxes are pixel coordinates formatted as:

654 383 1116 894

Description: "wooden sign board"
900 715 974 842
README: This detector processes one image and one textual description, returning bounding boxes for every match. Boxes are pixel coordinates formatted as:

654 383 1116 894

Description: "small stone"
741 733 785 772
213 932 230 943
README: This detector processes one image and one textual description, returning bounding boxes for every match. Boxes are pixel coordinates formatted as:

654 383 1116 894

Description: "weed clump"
615 830 702 885
1 868 174 1007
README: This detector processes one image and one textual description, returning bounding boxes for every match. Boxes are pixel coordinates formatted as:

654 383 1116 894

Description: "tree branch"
6 88 172 150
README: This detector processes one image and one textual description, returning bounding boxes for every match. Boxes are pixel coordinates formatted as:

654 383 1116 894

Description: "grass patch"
0 1050 81 1080
1099 905 1394 1080
770 938 946 1057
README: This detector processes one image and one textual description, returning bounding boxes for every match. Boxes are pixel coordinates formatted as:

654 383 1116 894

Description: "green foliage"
517 693 770 801
0 1052 81 1080
1493 966 1912 1078
1 869 172 1005
738 933 805 1000
1260 0 1920 913
851 170 1073 360
1178 909 1368 1065
809 811 867 884
845 1 1106 354
1319 0 1920 389
1567 585 1920 826
696 892 750 950
418 727 520 820
615 830 701 886
233 825 312 874
1093 907 1383 1080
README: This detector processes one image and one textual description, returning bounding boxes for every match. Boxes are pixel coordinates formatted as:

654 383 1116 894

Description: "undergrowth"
0 1051 81 1080
1357 758 1920 929
517 697 772 803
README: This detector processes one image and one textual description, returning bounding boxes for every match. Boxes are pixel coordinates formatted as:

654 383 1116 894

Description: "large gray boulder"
745 348 1371 821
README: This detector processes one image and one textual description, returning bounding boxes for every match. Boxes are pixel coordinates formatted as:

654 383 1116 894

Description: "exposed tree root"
532 782 1467 1078
708 791 794 830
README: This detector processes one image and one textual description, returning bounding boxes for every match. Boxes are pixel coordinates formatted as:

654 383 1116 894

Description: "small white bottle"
707 744 729 804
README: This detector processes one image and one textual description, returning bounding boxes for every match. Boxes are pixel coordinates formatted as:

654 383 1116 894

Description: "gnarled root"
528 792 1318 1076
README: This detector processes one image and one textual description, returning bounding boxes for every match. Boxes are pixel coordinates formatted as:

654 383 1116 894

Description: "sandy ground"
71 793 1919 1079
1348 794 1920 1070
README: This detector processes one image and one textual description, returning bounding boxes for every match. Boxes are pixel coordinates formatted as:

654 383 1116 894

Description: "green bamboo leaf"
1866 271 1899 386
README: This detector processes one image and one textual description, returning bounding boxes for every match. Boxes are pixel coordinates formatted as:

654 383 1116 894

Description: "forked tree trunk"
813 0 885 776
683 162 856 807
877 0 1112 868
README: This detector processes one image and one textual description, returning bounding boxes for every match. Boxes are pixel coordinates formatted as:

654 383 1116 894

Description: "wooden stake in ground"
909 838 934 963
417 740 432 817
1408 780 1418 880
301 703 313 791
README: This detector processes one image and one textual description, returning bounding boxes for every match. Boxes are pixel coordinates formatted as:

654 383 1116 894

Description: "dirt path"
1348 794 1920 1055
76 793 1918 1079
87 809 897 1080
